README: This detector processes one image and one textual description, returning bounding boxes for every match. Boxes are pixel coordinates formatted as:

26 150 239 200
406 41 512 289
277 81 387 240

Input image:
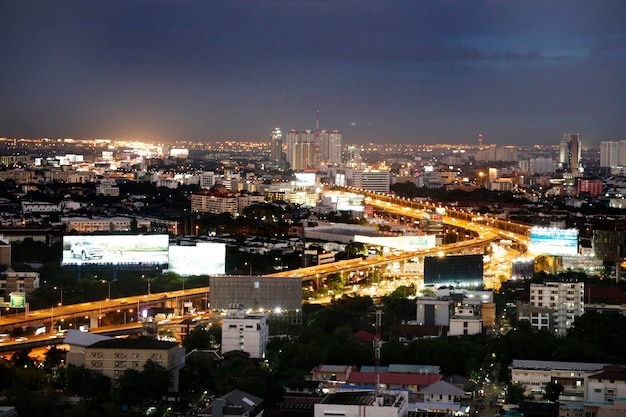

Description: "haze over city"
1 1 625 146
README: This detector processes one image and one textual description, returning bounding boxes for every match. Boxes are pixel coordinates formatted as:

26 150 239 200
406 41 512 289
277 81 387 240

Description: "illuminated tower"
270 127 283 168
559 133 581 173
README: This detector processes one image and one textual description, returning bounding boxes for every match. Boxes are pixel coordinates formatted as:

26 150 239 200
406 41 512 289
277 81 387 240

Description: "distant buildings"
283 127 342 171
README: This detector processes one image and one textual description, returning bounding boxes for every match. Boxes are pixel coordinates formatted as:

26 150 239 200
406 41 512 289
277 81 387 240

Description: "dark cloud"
0 0 624 145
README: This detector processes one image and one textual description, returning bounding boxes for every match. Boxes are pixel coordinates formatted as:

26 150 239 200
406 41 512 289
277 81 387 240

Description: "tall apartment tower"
285 129 298 167
270 127 284 168
559 133 582 173
318 129 342 167
600 141 619 168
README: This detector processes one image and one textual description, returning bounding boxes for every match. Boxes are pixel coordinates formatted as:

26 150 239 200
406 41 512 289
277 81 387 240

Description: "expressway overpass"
1 191 531 343
0 287 209 334
332 186 532 246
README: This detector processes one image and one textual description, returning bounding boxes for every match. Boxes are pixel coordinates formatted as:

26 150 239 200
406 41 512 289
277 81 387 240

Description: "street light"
143 275 151 295
53 286 63 306
102 280 111 300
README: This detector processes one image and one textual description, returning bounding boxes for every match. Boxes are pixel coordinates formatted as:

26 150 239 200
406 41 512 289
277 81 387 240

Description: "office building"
350 169 391 192
199 171 216 190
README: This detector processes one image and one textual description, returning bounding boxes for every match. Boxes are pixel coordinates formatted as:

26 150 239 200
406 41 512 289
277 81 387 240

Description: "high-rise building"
292 141 317 171
600 141 619 168
560 133 582 173
270 127 283 168
317 129 342 167
285 129 298 167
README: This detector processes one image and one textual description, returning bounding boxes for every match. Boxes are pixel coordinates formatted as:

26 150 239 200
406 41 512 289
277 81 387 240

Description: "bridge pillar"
90 316 100 329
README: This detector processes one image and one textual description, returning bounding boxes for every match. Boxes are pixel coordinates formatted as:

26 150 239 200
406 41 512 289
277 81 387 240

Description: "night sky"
1 1 625 146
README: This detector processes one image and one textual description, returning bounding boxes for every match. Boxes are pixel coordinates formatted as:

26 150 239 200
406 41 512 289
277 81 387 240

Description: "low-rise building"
221 307 269 359
584 364 626 417
510 359 607 399
83 336 185 391
0 268 40 294
314 390 409 417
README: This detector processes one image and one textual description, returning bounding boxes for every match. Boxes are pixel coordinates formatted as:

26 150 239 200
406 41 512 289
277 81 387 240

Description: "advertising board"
295 172 317 187
62 234 169 266
529 227 579 256
167 242 226 276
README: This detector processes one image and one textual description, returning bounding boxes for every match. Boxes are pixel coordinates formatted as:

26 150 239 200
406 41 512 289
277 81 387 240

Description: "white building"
199 171 216 190
600 141 621 168
448 307 483 336
351 169 391 192
584 365 626 417
314 390 408 417
416 380 468 415
526 281 585 335
221 307 269 359
510 359 607 399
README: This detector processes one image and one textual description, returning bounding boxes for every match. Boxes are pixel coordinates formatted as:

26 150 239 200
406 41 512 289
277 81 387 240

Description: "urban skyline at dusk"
1 1 625 146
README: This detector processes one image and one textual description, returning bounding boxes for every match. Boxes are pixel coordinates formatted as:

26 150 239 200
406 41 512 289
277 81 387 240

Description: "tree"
183 324 221 351
506 383 526 405
543 381 564 402
118 359 171 404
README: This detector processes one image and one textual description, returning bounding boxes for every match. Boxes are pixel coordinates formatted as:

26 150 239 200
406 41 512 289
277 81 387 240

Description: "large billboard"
529 227 579 256
167 242 226 276
62 234 169 266
209 276 302 310
355 234 436 252
423 254 484 287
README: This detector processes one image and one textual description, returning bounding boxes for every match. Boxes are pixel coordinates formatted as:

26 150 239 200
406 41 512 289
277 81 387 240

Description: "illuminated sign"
62 235 169 266
295 172 317 187
167 242 226 276
529 227 579 256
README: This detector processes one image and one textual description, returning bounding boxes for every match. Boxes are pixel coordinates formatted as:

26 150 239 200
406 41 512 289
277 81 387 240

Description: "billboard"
295 172 317 187
424 254 484 287
167 242 226 276
209 275 302 310
529 227 578 256
355 234 436 252
62 234 169 266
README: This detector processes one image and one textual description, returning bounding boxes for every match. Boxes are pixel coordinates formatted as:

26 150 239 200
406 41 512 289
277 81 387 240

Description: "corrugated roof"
419 380 466 396
88 336 178 350
347 371 441 386
64 329 112 347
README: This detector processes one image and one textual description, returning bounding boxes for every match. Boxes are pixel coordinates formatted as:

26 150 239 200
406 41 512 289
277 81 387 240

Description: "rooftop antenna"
315 110 320 137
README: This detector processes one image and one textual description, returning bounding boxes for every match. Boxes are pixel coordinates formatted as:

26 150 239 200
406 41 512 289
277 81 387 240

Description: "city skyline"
1 1 625 146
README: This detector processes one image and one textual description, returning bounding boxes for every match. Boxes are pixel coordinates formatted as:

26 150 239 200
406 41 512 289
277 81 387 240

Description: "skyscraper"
270 127 284 168
559 133 582 173
317 129 342 167
600 141 619 168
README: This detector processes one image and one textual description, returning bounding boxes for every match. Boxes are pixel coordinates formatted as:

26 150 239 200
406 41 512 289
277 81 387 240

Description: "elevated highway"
335 187 532 247
0 287 209 334
1 190 531 345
